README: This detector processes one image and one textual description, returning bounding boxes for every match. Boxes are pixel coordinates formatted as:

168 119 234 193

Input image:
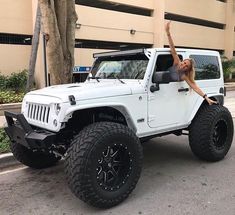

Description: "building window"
76 0 152 16
190 55 221 80
75 39 152 50
0 33 32 45
164 45 224 55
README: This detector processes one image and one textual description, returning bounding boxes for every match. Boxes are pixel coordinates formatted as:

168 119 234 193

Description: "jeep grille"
27 103 50 123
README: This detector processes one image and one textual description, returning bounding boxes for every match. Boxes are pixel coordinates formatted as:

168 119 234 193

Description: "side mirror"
152 71 171 84
150 71 171 93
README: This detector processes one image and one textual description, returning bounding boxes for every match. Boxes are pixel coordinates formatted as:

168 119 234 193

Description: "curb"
226 86 235 92
0 153 20 170
225 83 235 92
0 103 21 116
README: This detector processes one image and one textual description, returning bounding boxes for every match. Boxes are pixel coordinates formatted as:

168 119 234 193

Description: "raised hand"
165 21 171 34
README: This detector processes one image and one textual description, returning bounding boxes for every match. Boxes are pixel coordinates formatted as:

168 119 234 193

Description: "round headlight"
53 119 58 127
54 103 61 115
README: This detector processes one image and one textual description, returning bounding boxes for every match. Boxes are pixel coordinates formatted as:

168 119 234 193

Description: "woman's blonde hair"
185 58 196 83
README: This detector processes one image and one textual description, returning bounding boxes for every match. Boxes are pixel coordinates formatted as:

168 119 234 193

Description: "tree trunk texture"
38 0 77 85
26 6 41 92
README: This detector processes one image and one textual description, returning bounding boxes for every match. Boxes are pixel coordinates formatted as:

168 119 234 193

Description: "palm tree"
221 56 235 81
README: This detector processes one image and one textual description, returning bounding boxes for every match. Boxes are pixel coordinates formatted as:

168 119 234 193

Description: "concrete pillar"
153 0 165 48
32 0 38 27
224 0 235 59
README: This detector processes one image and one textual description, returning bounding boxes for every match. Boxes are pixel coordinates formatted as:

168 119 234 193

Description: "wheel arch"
188 94 224 125
63 105 137 133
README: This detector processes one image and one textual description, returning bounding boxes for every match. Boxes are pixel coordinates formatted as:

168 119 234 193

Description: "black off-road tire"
10 141 61 169
65 122 143 208
189 104 234 162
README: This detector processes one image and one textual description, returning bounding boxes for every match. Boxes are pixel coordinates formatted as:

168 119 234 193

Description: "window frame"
189 54 221 80
155 54 183 72
92 53 149 80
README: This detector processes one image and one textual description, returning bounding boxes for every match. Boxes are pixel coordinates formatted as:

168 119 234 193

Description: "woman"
165 21 217 105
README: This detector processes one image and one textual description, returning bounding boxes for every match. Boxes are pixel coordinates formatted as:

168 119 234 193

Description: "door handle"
178 88 189 92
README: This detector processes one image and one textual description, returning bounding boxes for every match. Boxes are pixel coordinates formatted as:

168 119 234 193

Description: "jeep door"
147 53 190 129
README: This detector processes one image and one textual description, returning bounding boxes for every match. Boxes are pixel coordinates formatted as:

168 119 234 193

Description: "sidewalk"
225 82 235 91
0 153 20 170
0 115 6 128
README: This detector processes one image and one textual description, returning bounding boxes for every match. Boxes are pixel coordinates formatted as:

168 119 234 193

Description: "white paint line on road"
0 166 28 176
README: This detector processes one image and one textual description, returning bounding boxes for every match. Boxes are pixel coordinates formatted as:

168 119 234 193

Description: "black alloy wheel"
96 144 132 191
212 119 228 150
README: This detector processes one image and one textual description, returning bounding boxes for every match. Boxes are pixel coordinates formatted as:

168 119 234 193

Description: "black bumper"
4 111 56 150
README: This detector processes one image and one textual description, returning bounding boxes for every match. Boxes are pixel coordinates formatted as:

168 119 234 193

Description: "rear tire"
189 104 234 162
65 122 143 208
10 141 61 169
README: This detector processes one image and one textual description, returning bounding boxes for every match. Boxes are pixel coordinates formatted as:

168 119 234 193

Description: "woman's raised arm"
165 21 180 65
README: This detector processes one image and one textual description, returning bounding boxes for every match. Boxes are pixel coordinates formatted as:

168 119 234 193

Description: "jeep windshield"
91 53 149 80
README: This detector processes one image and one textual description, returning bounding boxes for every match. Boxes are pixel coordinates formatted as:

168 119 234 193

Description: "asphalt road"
0 93 235 215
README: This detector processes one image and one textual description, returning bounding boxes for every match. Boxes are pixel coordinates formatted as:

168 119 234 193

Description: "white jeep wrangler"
4 48 234 208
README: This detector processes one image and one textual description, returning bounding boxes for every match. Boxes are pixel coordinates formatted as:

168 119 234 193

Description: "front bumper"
4 111 56 150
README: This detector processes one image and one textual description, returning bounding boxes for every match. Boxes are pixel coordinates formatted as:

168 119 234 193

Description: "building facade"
0 0 234 86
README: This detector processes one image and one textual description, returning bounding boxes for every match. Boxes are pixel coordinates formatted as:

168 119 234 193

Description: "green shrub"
0 70 28 92
0 128 10 153
0 70 27 104
221 57 235 81
222 60 232 80
0 73 7 90
6 70 28 93
0 91 25 104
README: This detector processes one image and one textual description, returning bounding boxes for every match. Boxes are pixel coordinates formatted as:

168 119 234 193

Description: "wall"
0 0 32 35
104 0 153 9
74 48 111 67
0 0 32 75
234 33 235 51
164 0 235 58
0 45 31 75
165 0 226 24
75 5 154 44
164 21 225 50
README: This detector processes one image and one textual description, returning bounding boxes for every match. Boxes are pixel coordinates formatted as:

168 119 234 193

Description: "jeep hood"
26 80 141 102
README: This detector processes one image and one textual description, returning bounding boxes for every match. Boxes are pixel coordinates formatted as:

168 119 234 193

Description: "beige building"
0 0 234 86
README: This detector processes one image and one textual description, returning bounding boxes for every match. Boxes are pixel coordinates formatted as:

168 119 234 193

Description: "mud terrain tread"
65 122 143 208
189 104 233 161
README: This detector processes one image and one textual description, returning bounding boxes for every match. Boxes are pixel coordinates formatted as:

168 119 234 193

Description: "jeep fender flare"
63 103 137 133
188 93 224 124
